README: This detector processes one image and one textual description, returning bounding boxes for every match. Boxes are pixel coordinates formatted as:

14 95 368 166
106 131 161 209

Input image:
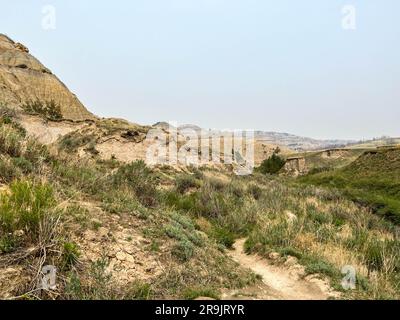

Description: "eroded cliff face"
0 34 95 121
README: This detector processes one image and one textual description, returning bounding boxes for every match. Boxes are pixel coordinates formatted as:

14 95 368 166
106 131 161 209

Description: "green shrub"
164 219 203 246
345 228 369 251
164 223 185 241
0 180 56 239
0 125 24 157
257 154 286 175
227 182 245 198
165 213 204 261
163 191 197 212
308 208 330 225
112 160 158 207
194 183 232 219
308 167 333 175
172 239 195 262
0 156 21 183
175 175 200 194
189 166 204 180
61 242 81 270
22 100 63 121
245 220 299 253
65 258 118 300
0 235 17 253
277 247 303 259
53 161 104 195
211 225 235 248
12 157 34 174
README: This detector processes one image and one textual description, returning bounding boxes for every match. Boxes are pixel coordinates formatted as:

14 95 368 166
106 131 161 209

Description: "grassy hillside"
0 107 256 300
292 149 367 173
300 148 400 224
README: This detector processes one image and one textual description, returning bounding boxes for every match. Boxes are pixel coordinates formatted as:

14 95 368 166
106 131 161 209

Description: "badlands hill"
0 34 94 121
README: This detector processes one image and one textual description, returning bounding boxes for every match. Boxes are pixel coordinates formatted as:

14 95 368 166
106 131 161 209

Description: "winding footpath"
222 239 338 300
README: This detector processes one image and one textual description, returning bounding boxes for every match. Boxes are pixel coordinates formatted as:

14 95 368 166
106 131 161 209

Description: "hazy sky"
1 0 399 139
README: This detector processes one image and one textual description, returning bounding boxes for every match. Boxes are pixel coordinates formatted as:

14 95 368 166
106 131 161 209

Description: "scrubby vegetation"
22 100 63 121
1 106 399 300
300 148 400 224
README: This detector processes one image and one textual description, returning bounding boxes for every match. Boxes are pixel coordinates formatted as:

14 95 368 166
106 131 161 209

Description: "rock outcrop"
283 156 307 176
0 34 95 121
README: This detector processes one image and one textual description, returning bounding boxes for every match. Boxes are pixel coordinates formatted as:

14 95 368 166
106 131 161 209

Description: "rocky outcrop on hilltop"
0 34 95 121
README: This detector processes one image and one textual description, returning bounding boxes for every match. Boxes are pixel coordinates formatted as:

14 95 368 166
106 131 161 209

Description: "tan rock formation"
0 34 95 121
283 156 307 176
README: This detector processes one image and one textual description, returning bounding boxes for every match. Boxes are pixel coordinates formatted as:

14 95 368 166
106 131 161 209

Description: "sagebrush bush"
164 212 204 261
172 239 195 262
193 182 232 218
12 157 34 174
112 160 158 207
175 174 200 194
101 190 140 215
65 258 119 300
24 139 51 165
245 219 300 254
227 182 245 198
0 234 17 253
0 125 24 157
0 156 21 183
53 160 104 195
207 177 227 191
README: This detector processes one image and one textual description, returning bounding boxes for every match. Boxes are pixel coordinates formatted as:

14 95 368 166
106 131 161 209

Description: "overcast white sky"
2 0 399 140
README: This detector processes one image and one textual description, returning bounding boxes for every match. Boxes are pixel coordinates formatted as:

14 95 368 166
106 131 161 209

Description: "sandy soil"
222 239 338 300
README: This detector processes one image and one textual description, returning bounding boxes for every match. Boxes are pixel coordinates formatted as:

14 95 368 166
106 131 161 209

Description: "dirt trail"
222 239 337 300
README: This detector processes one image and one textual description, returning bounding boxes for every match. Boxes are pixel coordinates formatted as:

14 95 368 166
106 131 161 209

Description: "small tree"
258 154 286 175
